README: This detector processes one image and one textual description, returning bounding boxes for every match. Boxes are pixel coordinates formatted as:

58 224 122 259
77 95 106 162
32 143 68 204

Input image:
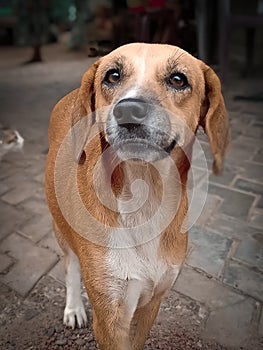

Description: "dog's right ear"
71 60 100 162
199 62 230 175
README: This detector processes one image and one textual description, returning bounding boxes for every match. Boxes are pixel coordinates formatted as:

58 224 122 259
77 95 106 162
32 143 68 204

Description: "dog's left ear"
199 62 230 175
71 60 100 162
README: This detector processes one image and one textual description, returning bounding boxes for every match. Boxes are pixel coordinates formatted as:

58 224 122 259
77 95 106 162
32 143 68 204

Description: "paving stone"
209 168 237 186
1 172 33 189
1 181 41 205
187 227 232 277
48 259 65 285
229 119 244 134
19 196 49 216
5 158 35 172
228 129 241 141
226 141 256 164
229 127 240 139
174 266 245 309
252 149 263 163
195 194 222 227
204 297 255 347
245 123 263 139
242 162 263 183
195 156 213 171
0 161 14 180
234 178 263 208
5 141 44 162
3 150 29 167
206 214 262 240
0 200 30 240
242 104 262 117
229 114 254 136
259 309 263 336
25 157 46 176
188 189 221 229
34 172 44 184
0 182 10 196
0 233 58 296
18 214 52 243
39 231 62 256
233 234 263 271
225 103 242 114
0 253 13 273
223 261 263 301
208 184 256 220
249 210 263 230
234 135 263 149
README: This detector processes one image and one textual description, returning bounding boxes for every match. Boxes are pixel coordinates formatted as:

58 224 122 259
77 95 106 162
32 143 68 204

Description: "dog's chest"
105 163 180 303
107 191 170 282
106 228 179 304
107 236 165 280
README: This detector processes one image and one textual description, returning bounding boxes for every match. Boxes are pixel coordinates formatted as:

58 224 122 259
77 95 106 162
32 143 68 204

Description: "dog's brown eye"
104 69 121 84
168 73 188 89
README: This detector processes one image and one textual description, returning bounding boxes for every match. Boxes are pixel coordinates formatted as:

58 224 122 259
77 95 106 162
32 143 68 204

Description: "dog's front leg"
89 279 145 350
130 270 180 350
63 248 88 328
53 223 88 328
131 293 164 350
93 307 132 350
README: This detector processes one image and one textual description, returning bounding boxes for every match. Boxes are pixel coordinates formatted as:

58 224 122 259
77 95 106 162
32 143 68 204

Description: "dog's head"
72 43 229 174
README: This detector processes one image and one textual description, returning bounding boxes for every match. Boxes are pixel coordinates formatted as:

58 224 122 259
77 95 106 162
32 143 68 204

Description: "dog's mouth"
106 99 181 162
108 129 179 162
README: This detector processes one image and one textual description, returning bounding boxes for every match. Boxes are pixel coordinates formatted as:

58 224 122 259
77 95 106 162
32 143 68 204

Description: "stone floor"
0 44 262 349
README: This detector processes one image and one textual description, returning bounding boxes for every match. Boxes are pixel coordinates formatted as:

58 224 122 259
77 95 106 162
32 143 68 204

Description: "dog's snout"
113 98 148 126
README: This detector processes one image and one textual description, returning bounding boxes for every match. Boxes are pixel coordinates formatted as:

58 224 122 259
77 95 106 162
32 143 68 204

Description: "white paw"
63 304 88 329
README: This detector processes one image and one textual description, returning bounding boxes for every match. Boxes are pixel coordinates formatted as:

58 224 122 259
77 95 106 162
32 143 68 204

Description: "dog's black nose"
113 98 148 126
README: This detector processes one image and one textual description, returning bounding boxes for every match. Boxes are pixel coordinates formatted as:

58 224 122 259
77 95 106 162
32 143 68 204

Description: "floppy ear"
71 60 100 162
199 62 230 175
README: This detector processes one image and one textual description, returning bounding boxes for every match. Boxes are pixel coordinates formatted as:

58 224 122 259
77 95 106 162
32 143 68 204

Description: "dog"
45 43 229 350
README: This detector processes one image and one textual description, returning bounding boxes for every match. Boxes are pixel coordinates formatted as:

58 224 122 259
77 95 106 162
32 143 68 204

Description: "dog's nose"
113 98 148 126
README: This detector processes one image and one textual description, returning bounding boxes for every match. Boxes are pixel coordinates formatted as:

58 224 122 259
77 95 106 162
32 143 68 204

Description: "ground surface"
0 275 231 350
0 43 262 349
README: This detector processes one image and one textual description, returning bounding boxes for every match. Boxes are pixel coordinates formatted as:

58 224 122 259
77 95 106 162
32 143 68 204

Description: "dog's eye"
104 69 121 84
168 73 188 89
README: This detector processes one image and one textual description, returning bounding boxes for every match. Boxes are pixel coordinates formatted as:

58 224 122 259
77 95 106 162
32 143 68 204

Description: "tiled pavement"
0 45 262 349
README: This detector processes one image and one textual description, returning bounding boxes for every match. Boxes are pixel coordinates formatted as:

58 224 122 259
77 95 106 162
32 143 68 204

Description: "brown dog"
45 43 229 350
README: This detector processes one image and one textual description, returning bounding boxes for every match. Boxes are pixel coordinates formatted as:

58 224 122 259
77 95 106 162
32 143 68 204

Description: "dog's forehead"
98 43 200 77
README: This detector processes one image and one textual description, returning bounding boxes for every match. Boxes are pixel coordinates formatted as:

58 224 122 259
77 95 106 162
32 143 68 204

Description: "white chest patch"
105 160 181 313
106 230 180 308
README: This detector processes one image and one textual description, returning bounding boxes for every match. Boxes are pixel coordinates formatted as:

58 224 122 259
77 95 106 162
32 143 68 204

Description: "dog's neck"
117 161 161 226
116 159 182 231
76 136 189 252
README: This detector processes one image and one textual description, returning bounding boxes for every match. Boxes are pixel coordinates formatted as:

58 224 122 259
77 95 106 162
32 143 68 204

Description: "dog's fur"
45 43 229 350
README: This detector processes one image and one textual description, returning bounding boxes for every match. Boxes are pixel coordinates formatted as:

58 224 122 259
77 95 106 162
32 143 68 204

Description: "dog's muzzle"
106 98 179 162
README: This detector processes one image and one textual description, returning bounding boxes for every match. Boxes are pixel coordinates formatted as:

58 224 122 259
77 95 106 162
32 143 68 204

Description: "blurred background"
0 2 263 349
0 0 263 79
